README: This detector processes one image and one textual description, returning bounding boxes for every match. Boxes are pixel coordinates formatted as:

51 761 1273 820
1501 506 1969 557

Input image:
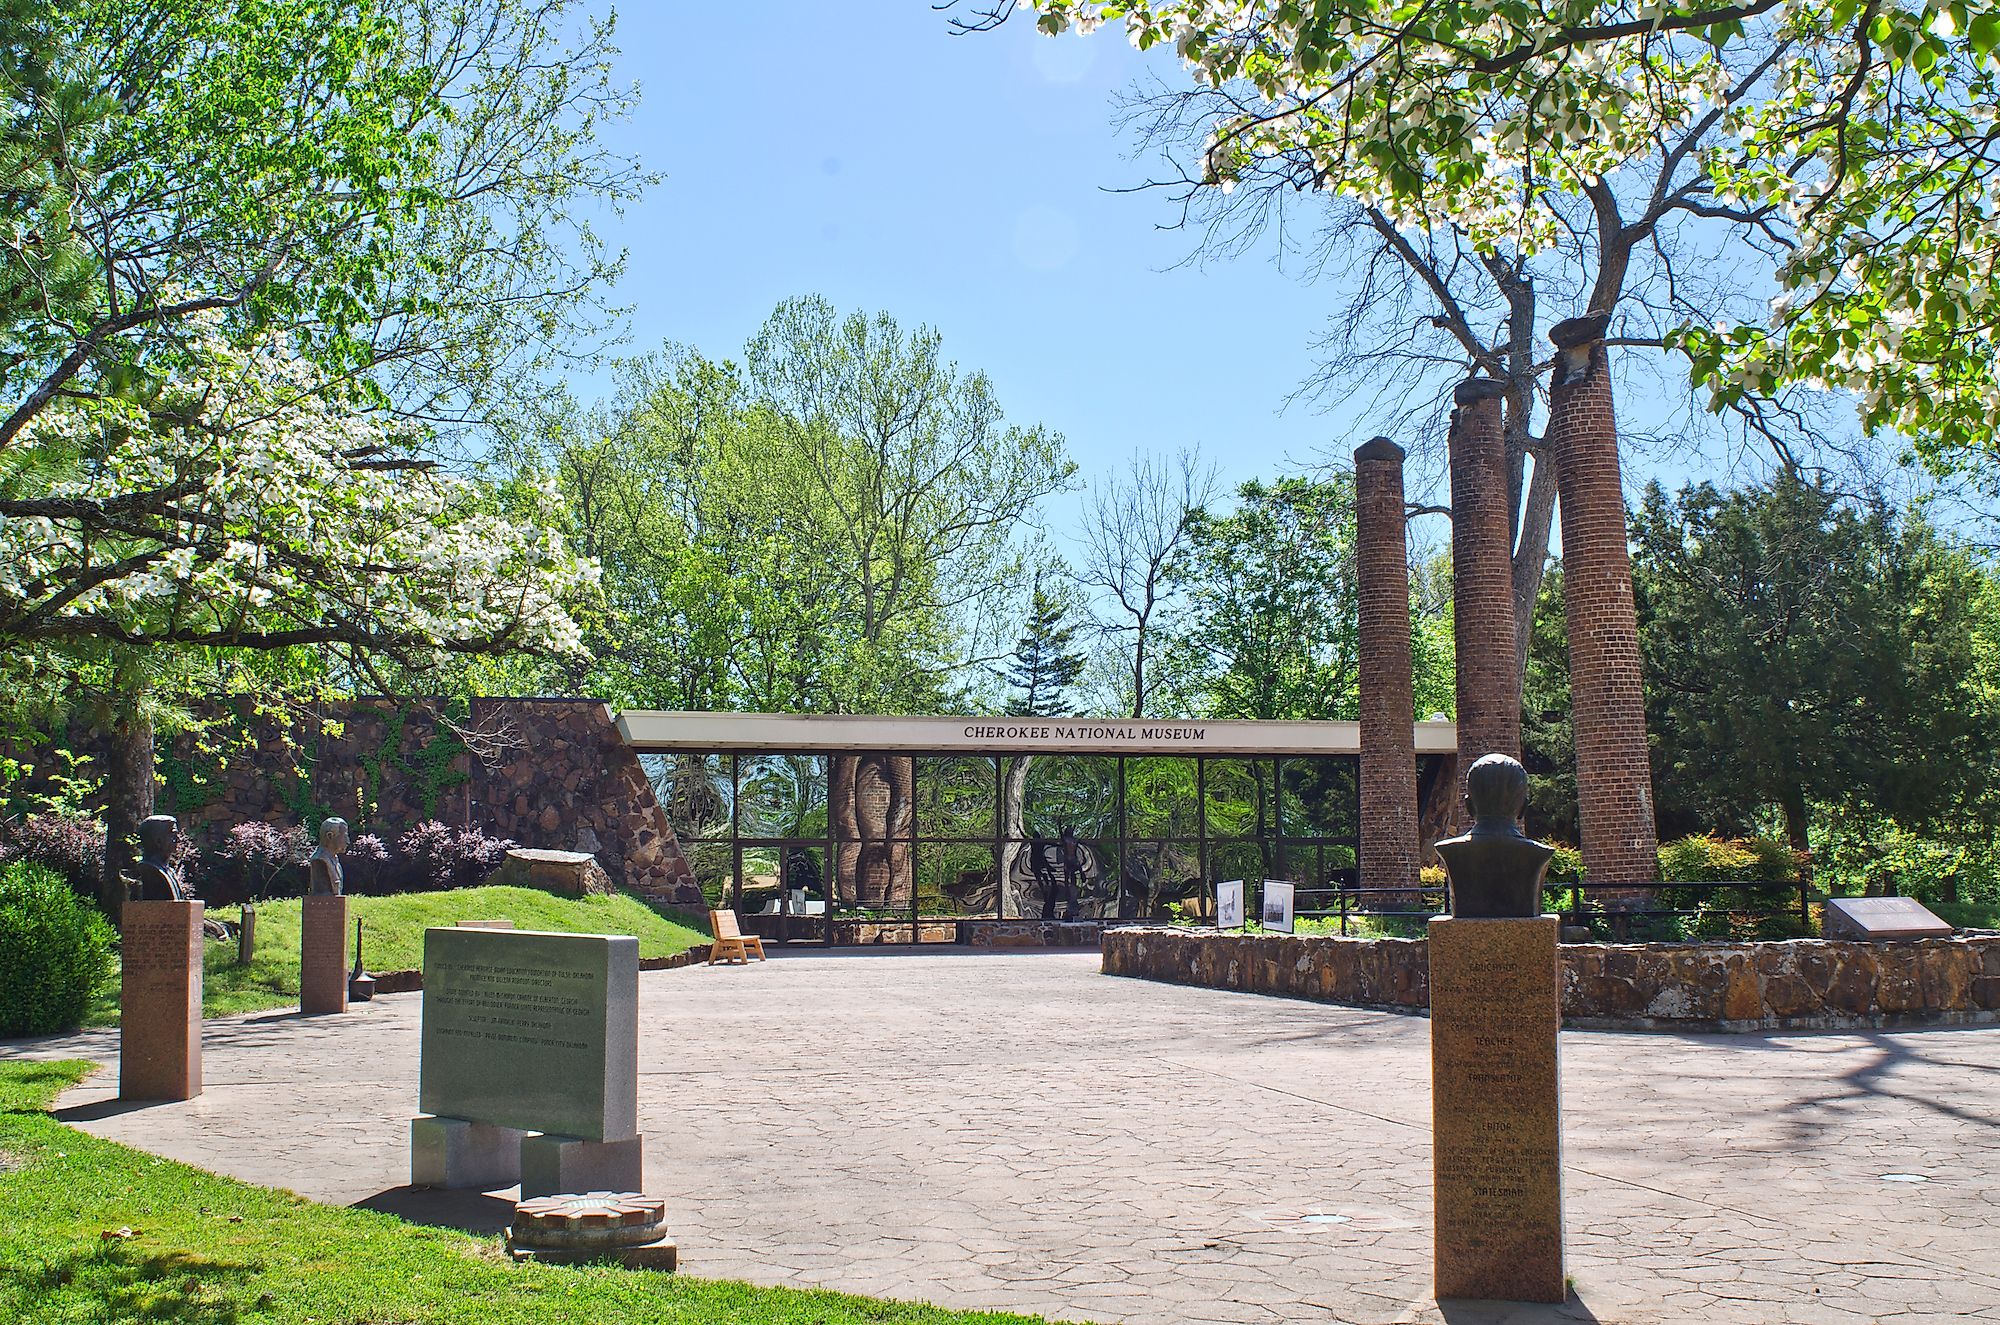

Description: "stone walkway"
8 949 2000 1325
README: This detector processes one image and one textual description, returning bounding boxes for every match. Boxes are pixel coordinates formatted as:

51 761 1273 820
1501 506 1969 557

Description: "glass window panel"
1023 755 1119 839
1125 757 1198 840
1278 756 1359 839
916 843 998 918
1208 840 1271 892
915 756 996 840
1201 757 1270 840
736 753 828 840
644 752 734 840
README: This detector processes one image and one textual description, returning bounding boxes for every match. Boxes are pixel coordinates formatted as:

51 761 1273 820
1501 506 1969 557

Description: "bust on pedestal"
120 815 203 1101
300 817 350 1015
1429 755 1566 1304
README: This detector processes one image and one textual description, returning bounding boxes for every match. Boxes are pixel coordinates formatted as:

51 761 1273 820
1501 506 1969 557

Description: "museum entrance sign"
618 710 1457 758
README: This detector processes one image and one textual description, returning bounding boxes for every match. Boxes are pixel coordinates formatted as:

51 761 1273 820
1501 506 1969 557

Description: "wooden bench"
707 909 767 965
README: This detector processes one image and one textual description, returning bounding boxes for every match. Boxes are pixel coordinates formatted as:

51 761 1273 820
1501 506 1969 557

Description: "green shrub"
0 861 116 1036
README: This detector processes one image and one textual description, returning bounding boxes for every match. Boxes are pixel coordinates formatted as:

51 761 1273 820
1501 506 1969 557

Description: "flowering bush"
397 821 517 891
0 813 104 903
219 822 313 899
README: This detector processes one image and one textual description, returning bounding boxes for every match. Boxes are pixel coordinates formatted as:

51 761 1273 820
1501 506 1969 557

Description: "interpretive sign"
1261 880 1296 934
1823 897 1954 941
419 927 638 1142
1216 879 1245 930
1428 914 1564 1303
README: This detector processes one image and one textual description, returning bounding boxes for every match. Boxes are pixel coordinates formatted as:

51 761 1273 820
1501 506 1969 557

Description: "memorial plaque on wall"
1823 897 1954 941
419 928 638 1141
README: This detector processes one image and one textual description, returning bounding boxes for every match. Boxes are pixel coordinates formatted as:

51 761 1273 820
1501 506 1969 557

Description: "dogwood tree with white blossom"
0 324 598 664
1006 0 2000 473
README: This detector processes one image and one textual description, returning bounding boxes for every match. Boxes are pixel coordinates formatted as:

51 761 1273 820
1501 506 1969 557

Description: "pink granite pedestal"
119 900 204 1101
1429 914 1565 1303
300 895 349 1015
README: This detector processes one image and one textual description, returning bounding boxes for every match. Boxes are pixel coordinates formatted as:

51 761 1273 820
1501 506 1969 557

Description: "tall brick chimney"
1548 314 1659 889
1354 437 1420 898
1447 377 1521 815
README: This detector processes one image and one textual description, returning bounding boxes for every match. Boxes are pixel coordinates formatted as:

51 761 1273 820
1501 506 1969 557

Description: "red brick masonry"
1354 438 1421 896
1446 379 1521 809
1101 927 2000 1032
1547 316 1660 888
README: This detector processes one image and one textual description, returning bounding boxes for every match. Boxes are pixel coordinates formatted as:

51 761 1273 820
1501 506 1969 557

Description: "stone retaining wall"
961 919 1108 948
1101 926 2000 1031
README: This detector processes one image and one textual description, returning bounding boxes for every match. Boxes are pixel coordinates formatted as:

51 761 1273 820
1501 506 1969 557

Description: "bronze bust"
1435 754 1555 919
307 817 349 896
131 814 190 902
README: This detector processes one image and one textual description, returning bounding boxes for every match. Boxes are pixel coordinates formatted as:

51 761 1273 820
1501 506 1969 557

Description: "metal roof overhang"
615 710 1458 758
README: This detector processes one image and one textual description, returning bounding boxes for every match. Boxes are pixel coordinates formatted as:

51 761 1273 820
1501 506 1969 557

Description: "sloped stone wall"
1101 927 2000 1031
5 695 700 908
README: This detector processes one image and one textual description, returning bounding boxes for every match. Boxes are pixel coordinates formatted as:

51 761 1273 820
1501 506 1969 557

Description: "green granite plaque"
418 927 638 1141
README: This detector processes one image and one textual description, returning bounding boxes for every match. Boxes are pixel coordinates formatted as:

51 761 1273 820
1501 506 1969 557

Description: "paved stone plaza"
9 950 2000 1324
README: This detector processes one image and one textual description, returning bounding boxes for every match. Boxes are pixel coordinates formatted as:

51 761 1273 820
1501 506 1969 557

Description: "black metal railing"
1208 877 1816 941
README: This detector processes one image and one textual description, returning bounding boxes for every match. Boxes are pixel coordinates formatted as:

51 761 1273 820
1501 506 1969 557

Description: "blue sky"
581 5 1370 522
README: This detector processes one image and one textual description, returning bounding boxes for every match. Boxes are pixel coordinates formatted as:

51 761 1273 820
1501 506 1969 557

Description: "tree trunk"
101 705 156 926
997 754 1035 916
1780 782 1811 855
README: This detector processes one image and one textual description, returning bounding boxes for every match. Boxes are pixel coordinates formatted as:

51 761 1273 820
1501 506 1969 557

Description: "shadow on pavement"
54 1097 167 1122
353 1185 516 1235
1438 1292 1602 1323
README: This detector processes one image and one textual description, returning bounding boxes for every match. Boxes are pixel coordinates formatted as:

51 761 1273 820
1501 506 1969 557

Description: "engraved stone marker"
299 894 349 1015
119 900 204 1101
1823 897 1954 941
412 927 641 1194
1429 914 1564 1302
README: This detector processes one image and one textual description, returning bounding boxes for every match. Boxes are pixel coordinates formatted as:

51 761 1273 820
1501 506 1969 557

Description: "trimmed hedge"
0 861 116 1037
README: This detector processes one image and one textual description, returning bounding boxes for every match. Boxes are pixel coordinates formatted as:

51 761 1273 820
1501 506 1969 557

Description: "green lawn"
0 1061 1050 1325
87 887 711 1027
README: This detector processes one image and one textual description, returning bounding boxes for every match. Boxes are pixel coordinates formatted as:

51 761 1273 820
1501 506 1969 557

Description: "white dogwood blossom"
0 324 598 662
1029 0 2000 468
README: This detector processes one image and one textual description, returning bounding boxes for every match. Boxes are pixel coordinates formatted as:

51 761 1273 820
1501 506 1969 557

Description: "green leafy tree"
1004 578 1087 716
1632 475 1998 849
1160 476 1360 720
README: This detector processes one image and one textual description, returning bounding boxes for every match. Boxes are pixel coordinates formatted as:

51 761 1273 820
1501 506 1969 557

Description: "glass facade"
641 747 1447 943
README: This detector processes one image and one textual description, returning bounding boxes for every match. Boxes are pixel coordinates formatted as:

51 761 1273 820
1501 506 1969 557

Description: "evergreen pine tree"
1005 586 1087 717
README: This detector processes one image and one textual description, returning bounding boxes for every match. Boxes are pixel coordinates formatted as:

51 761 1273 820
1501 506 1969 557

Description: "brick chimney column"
1548 314 1659 889
1354 437 1420 898
1447 378 1521 814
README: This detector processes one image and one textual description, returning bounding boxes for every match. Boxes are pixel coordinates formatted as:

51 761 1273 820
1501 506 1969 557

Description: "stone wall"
7 695 701 908
1101 927 2000 1032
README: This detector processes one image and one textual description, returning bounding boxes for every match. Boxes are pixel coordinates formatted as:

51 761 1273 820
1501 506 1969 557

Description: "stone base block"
1430 914 1565 1304
119 900 204 1102
507 1236 676 1270
410 1115 525 1190
300 895 349 1015
519 1132 644 1199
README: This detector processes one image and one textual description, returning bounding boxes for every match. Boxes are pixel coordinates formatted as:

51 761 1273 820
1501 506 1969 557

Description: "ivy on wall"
355 699 470 822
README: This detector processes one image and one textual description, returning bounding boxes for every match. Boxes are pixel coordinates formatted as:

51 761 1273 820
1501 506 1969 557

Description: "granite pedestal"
411 926 642 1194
410 1115 527 1189
1429 914 1564 1303
300 895 349 1015
119 900 204 1101
520 1132 645 1199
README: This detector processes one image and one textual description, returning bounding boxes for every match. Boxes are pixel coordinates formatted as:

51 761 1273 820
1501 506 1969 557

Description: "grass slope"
1933 901 2000 930
87 887 711 1026
0 1061 1050 1325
